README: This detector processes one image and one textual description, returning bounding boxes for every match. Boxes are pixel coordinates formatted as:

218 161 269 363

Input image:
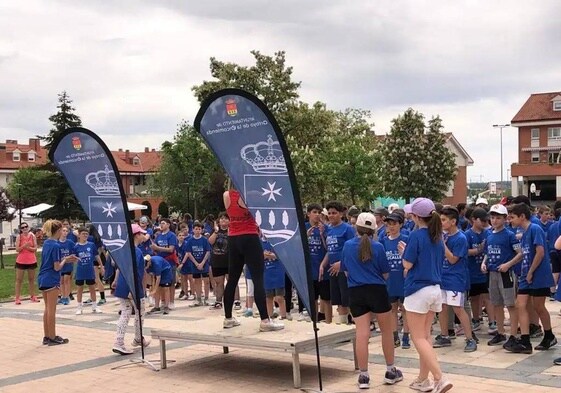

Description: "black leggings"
224 234 269 320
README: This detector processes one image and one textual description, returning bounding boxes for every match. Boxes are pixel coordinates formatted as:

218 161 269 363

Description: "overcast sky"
2 0 561 183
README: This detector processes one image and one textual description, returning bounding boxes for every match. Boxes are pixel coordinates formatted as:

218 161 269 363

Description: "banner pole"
312 320 323 391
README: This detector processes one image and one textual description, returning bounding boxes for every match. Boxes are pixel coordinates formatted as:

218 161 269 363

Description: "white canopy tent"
21 203 54 215
127 202 148 211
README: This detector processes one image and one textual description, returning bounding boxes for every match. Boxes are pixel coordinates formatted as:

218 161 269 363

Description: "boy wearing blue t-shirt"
150 218 178 309
320 201 356 324
74 228 103 315
434 207 477 352
263 239 288 319
186 222 211 307
481 204 522 347
381 212 410 349
177 231 192 300
506 203 557 353
306 204 330 323
145 255 173 314
58 227 75 305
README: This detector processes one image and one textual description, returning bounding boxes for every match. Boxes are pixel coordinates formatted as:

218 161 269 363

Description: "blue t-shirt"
341 237 389 288
546 221 559 253
519 223 554 290
306 222 327 281
187 236 211 274
326 222 355 265
74 241 98 281
441 231 469 292
485 228 520 272
37 239 62 289
146 255 173 284
177 239 191 275
154 231 178 258
59 239 75 274
403 220 415 232
67 230 78 244
464 228 489 284
114 247 146 299
203 222 213 237
139 228 154 256
381 234 408 298
403 228 443 297
263 240 285 290
377 224 387 241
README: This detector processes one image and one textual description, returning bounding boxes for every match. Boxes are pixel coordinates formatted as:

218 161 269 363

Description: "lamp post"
13 182 22 227
493 124 510 183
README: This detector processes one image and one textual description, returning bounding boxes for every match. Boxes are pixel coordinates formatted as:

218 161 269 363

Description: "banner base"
110 357 175 372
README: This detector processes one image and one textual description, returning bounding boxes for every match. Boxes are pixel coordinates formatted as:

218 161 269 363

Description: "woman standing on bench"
222 187 284 332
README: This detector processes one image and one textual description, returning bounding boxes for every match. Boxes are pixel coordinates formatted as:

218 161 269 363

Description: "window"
548 128 561 139
531 128 540 139
12 151 20 161
531 151 540 162
28 151 35 162
133 157 140 166
549 152 561 164
554 101 561 111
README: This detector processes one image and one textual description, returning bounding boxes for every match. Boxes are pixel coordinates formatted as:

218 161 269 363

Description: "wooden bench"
151 318 357 388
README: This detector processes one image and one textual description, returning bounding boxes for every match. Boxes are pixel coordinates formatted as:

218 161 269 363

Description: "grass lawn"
0 253 41 301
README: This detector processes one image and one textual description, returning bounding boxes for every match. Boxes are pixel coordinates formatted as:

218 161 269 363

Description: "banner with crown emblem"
49 128 141 306
195 89 315 317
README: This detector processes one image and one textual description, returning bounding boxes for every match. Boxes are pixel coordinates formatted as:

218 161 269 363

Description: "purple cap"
403 198 436 218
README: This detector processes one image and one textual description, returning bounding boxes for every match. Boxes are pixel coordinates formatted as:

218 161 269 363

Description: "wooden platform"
151 315 357 388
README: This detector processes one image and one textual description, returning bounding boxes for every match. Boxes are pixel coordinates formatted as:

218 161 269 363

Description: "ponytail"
426 211 442 243
42 219 62 238
356 226 375 262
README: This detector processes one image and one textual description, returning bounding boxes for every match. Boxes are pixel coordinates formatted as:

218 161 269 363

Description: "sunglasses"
20 226 28 229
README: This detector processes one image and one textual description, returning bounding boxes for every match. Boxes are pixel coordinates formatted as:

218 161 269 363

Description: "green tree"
39 91 83 149
0 187 15 222
379 108 457 202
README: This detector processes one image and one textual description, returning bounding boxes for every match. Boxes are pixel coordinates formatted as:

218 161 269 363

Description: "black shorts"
517 287 551 297
389 296 405 304
317 279 331 301
330 273 349 307
15 262 37 270
349 284 392 317
192 273 209 279
39 286 58 291
170 265 177 285
469 282 489 297
61 271 72 276
75 279 95 286
550 251 561 274
212 267 228 277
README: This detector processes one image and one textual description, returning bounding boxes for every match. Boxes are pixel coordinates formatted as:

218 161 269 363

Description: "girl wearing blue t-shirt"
186 223 212 307
58 227 76 305
75 228 103 315
37 220 79 346
341 213 402 389
402 198 452 393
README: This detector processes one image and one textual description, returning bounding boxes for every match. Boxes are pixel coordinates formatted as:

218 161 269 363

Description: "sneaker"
488 322 498 335
147 307 161 314
92 307 103 314
179 290 185 299
471 320 481 332
433 378 453 393
394 337 401 348
554 357 561 365
69 293 74 300
464 338 477 352
223 317 241 329
75 307 83 315
409 377 433 392
357 373 370 389
433 335 452 348
472 332 480 344
148 296 155 306
530 324 543 338
272 307 280 318
506 339 532 354
187 294 195 301
401 335 411 349
112 345 134 355
296 312 310 322
163 307 170 315
448 330 456 340
234 301 242 310
502 335 518 351
488 333 507 346
48 336 69 346
383 367 403 385
535 336 557 350
31 295 40 303
97 298 106 306
57 297 65 305
242 309 254 318
168 303 175 310
83 299 92 304
260 318 285 332
63 297 70 305
42 336 49 345
132 338 151 348
209 302 223 310
15 297 21 305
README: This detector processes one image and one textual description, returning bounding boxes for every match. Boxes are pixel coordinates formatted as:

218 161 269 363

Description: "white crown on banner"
240 135 287 174
86 165 119 195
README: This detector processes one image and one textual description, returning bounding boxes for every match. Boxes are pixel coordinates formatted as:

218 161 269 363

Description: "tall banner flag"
49 128 140 306
195 89 315 317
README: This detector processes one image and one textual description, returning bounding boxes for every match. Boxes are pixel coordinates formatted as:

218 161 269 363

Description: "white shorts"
404 285 442 314
441 290 465 307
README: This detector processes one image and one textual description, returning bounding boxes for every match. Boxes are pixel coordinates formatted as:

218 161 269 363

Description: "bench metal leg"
160 339 167 369
223 346 229 354
352 338 358 370
292 351 301 388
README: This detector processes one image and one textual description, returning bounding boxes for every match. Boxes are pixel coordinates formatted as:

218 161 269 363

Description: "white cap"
476 197 489 206
321 208 328 216
489 204 508 216
388 203 400 213
356 212 377 231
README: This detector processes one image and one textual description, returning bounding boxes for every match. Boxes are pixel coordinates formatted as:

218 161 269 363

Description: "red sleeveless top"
227 190 259 236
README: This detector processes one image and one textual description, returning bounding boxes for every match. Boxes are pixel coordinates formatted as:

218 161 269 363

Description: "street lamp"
13 182 22 227
493 124 511 183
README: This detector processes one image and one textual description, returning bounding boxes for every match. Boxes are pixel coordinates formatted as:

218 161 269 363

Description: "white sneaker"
92 307 103 314
223 317 241 329
168 303 176 310
132 337 151 348
409 377 433 392
112 345 133 355
148 296 155 306
432 378 453 393
75 307 83 315
260 318 284 332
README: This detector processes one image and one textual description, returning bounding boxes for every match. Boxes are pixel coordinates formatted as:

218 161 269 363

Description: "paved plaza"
1 291 560 393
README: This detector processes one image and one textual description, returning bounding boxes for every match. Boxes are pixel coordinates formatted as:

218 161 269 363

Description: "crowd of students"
33 192 561 392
